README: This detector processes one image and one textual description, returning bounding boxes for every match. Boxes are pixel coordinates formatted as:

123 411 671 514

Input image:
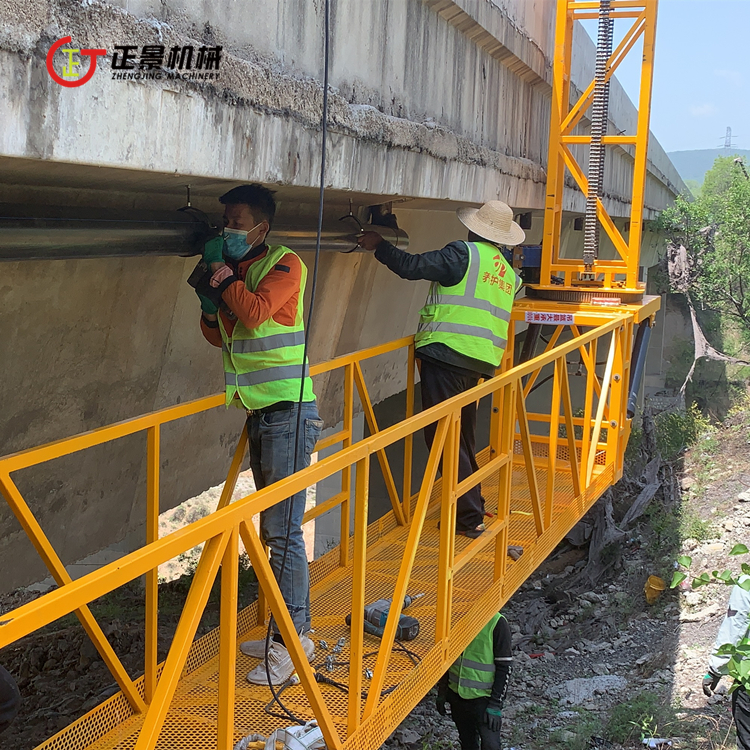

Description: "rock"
564 647 581 656
557 711 580 719
738 490 750 502
557 730 578 742
565 522 593 547
681 476 696 490
592 663 610 675
680 603 720 622
546 675 628 705
393 727 420 744
636 653 653 666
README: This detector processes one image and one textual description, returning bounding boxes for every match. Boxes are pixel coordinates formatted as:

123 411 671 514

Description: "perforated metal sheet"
36 453 609 750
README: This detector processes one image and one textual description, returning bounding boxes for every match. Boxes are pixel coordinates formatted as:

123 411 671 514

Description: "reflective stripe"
230 331 306 354
419 322 507 350
431 294 512 322
225 364 310 388
459 658 495 673
457 677 494 690
464 242 480 290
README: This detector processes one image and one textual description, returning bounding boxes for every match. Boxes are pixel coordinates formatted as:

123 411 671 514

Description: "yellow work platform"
36 456 611 750
0 305 653 750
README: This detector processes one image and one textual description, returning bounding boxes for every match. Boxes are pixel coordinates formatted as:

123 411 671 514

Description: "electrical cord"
261 0 330 724
262 640 422 717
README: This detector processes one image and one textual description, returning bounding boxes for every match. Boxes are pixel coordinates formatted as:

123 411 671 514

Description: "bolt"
319 640 328 651
613 374 621 382
492 407 499 413
364 668 373 680
610 420 618 428
332 645 341 654
337 637 346 648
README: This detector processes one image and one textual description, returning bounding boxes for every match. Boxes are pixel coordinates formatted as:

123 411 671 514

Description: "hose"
262 0 330 724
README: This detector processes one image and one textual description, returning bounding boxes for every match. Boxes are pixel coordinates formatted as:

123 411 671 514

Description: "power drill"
345 594 423 641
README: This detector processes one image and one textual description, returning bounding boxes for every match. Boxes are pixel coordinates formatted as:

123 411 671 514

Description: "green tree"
660 157 750 345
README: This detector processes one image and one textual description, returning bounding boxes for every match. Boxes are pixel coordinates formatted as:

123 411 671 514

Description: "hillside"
668 148 750 184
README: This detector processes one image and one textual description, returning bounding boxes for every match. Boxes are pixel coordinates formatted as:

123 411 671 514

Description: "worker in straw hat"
358 201 524 538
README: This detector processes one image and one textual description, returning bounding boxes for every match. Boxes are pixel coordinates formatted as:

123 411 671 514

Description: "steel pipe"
0 205 408 261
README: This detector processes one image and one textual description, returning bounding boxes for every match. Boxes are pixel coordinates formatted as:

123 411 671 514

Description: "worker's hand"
357 231 383 252
484 707 502 732
702 672 721 697
202 236 225 267
187 260 222 313
197 292 219 315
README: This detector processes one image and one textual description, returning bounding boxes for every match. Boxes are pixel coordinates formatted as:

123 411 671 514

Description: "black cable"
262 0 330 724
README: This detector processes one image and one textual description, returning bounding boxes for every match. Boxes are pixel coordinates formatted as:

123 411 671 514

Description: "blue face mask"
222 224 262 260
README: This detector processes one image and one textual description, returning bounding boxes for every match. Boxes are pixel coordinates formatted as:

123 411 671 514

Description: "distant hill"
667 148 750 184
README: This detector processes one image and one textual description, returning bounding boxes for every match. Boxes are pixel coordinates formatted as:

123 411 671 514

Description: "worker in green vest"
358 201 523 538
436 612 513 750
189 184 322 686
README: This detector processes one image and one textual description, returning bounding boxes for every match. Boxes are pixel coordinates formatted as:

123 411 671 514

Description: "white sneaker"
240 634 315 661
246 640 309 685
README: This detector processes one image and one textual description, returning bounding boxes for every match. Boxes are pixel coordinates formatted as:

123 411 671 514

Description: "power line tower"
720 126 737 150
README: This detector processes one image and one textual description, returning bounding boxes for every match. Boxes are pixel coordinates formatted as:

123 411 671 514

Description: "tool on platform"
345 593 424 641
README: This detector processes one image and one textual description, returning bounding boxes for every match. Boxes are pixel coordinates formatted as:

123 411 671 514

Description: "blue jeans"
246 402 322 634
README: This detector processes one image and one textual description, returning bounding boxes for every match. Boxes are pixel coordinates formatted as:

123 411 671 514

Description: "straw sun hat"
456 200 526 246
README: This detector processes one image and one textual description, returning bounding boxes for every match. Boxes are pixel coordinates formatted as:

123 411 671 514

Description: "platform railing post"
402 343 415 522
580 336 597 490
587 332 617 483
348 456 369 734
545 356 562 529
340 363 355 566
436 413 459 646
145 425 160 704
134 533 229 750
494 382 515 583
218 526 239 750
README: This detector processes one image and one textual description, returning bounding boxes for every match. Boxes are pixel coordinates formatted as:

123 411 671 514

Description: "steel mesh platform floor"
37 456 610 750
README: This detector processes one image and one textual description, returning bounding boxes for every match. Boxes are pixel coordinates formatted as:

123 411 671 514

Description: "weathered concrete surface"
0 0 682 213
0 0 686 589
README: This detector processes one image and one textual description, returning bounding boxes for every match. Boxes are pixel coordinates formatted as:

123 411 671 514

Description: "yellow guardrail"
0 302 650 750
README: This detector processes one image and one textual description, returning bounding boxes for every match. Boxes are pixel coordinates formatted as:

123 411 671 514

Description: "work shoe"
240 633 315 662
246 640 304 685
456 523 486 539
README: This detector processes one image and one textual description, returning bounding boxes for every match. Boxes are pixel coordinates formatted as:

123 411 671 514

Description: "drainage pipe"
626 319 653 419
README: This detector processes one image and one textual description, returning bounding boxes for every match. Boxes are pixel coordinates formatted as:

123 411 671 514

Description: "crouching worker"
436 612 512 750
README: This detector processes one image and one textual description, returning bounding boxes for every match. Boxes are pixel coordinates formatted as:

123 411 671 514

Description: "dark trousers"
447 689 501 750
0 665 20 734
420 359 484 531
734 685 750 750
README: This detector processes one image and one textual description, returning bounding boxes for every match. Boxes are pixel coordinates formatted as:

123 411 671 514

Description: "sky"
580 0 750 153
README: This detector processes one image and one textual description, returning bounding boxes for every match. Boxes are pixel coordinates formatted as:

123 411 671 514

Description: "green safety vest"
415 241 519 367
448 612 503 699
218 245 315 410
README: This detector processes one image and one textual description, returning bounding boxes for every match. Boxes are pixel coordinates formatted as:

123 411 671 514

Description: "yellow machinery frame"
0 1 665 747
539 0 659 292
0 297 657 750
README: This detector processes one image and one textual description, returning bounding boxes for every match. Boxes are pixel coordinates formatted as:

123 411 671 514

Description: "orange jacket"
200 245 302 347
